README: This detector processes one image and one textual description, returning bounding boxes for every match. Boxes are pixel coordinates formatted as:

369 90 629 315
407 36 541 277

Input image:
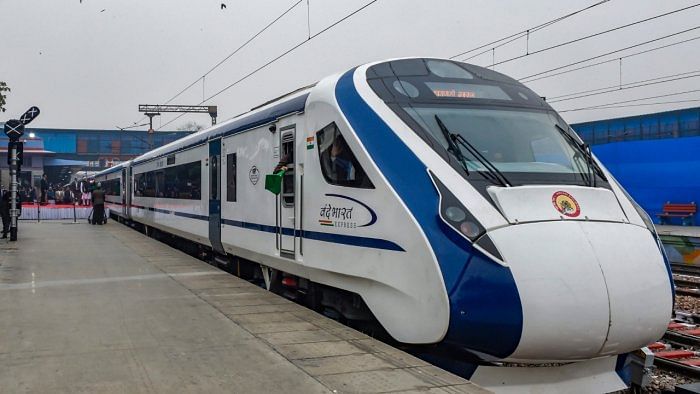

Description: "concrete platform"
0 221 488 393
656 224 700 238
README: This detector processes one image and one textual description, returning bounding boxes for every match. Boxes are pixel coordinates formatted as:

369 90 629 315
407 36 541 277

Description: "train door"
277 126 297 258
121 168 128 218
209 139 226 254
126 166 132 219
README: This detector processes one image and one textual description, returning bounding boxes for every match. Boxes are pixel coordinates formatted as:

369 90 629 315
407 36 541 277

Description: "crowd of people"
13 176 95 206
0 175 107 234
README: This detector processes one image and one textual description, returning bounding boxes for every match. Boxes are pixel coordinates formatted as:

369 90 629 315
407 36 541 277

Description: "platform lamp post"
3 106 40 241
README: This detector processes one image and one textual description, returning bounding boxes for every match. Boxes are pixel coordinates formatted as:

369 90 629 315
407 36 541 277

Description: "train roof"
131 88 311 166
93 160 133 177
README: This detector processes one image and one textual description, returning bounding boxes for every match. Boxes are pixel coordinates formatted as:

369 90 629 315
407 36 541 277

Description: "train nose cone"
488 221 672 362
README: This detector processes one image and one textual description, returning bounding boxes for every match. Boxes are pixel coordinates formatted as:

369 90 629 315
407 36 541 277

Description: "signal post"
3 107 40 241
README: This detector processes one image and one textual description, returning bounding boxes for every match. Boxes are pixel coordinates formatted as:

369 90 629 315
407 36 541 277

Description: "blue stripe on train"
221 218 404 251
334 68 523 360
124 209 402 252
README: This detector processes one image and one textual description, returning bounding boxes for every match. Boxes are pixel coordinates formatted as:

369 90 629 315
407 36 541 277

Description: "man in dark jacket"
40 174 48 204
0 191 10 238
91 183 105 225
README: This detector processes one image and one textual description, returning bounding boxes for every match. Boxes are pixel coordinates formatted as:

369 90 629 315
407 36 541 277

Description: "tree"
0 81 9 113
177 121 205 132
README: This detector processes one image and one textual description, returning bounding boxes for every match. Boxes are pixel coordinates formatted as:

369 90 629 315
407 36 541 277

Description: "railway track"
671 263 700 297
671 263 700 277
674 277 700 297
649 314 700 379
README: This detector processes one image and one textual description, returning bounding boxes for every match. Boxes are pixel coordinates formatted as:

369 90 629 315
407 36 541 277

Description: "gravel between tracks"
676 295 700 314
642 296 700 392
646 370 694 393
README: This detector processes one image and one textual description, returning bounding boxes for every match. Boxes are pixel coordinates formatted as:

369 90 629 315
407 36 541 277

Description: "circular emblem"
249 166 260 185
551 191 581 218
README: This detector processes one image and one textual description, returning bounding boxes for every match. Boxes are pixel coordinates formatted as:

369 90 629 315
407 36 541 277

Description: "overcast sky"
1 0 699 131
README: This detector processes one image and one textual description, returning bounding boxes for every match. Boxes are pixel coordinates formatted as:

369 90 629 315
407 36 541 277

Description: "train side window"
226 153 236 202
316 123 374 189
155 171 165 197
104 179 120 196
144 172 156 197
133 161 201 200
134 173 144 196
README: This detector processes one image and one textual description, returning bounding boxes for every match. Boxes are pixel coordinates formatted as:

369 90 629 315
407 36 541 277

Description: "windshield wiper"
434 115 470 175
434 115 510 187
554 124 605 187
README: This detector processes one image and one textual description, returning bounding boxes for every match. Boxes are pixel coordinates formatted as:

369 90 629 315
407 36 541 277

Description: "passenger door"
277 126 296 258
121 168 128 218
209 139 226 254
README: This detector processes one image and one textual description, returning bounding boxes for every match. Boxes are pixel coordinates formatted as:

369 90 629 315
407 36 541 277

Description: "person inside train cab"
326 135 355 182
274 153 290 174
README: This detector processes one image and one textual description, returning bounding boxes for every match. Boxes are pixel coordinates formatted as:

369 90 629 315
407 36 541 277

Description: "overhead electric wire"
549 69 700 99
560 98 700 111
449 0 611 60
128 0 304 128
157 0 379 130
557 88 700 112
547 71 700 103
488 3 700 67
517 25 700 82
521 34 700 83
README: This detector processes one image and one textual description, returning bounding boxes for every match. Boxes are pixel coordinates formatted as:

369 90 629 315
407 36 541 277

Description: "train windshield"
403 106 588 176
365 58 608 188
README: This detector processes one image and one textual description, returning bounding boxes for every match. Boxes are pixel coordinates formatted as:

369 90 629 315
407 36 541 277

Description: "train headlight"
445 206 467 222
460 221 482 239
429 171 504 261
428 171 485 242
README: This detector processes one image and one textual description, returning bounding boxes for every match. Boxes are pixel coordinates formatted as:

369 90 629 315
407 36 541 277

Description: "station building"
571 106 700 224
0 126 191 191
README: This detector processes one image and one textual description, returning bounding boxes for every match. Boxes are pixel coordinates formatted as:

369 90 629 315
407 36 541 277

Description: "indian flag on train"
306 136 314 149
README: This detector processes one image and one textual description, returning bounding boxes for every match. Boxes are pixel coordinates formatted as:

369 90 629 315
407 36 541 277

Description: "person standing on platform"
40 174 49 205
91 182 105 225
80 178 90 206
63 187 73 204
48 186 55 204
0 191 10 238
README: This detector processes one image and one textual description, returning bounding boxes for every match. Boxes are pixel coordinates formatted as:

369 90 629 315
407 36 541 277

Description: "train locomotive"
95 58 674 393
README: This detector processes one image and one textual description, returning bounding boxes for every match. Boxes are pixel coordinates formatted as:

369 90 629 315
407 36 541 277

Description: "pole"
9 143 18 241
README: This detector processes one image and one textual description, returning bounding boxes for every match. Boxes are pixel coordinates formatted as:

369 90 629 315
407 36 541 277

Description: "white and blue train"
95 58 674 393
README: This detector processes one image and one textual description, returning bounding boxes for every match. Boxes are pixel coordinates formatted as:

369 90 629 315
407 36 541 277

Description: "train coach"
95 57 674 393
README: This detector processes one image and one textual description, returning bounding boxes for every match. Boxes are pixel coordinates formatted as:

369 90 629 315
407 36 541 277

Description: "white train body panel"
302 78 449 342
92 57 674 392
131 145 210 246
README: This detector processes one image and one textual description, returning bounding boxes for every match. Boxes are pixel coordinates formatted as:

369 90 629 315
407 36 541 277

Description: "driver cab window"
316 123 374 189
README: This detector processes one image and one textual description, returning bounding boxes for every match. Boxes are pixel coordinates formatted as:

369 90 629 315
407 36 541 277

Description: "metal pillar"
9 143 18 241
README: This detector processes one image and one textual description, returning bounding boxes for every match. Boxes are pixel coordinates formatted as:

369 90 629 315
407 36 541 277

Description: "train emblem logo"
249 166 260 185
551 191 581 217
319 194 377 229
